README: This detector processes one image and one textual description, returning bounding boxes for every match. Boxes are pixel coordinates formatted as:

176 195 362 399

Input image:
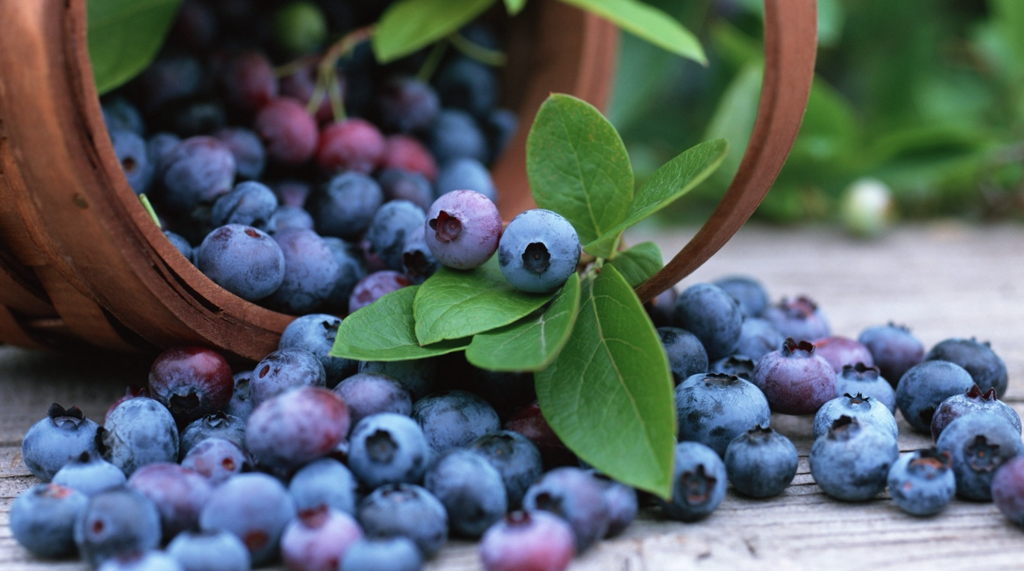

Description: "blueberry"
497 209 580 293
813 393 898 441
523 467 609 552
219 51 278 115
127 462 213 539
255 97 319 166
333 373 412 427
367 200 427 272
413 390 501 453
317 118 386 174
347 412 430 488
925 337 1009 398
931 384 1021 441
887 448 956 516
196 224 286 302
453 360 536 419
713 275 768 318
225 371 254 420
210 181 277 230
762 296 830 342
131 55 203 115
809 416 898 502
322 238 369 311
434 158 497 202
110 129 151 194
148 346 234 426
675 373 771 457
357 483 448 558
279 64 337 123
167 530 252 571
246 387 349 471
504 401 576 469
896 360 975 433
166 0 216 52
812 336 875 373
102 98 145 136
835 363 896 413
709 355 756 380
280 314 357 388
591 473 638 537
425 449 507 538
74 487 162 567
483 107 517 164
52 452 127 496
734 317 783 362
425 190 503 270
105 386 152 424
10 483 88 558
311 172 384 241
100 397 179 476
159 136 236 214
478 511 575 571
281 507 363 571
147 132 181 177
993 456 1024 526
469 431 543 510
179 412 247 458
199 473 297 566
289 458 358 515
401 226 440 284
935 412 1024 500
752 338 837 416
271 180 311 209
672 283 743 360
340 537 422 571
270 205 317 233
858 323 924 387
379 76 440 133
658 327 709 384
164 230 193 261
180 438 250 486
382 135 438 181
434 57 497 118
660 441 728 522
724 426 798 498
97 551 184 571
266 228 342 314
428 109 487 164
251 348 333 411
349 271 413 313
214 127 266 181
378 168 434 211
22 404 100 481
360 359 440 401
160 96 227 138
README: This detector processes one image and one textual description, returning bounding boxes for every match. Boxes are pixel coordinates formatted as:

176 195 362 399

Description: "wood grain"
2 224 1024 571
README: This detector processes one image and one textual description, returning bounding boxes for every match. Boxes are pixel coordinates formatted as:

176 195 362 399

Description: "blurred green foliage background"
609 0 1024 224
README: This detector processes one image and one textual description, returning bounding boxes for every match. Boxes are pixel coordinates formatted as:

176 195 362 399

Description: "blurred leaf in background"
611 0 1024 225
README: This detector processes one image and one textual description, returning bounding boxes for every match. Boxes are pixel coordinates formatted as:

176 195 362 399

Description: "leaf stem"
448 32 507 67
139 194 161 228
301 25 375 120
416 40 449 82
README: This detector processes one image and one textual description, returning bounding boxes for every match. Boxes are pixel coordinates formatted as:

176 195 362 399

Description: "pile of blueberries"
13 273 1024 571
103 0 516 314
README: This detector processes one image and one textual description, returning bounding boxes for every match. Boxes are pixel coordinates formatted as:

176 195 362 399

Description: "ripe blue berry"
401 226 440 284
931 384 1021 441
100 397 179 476
435 57 498 118
497 209 580 294
858 323 924 387
522 467 610 552
896 360 975 433
281 507 363 571
835 363 895 413
752 338 836 416
710 355 756 380
592 473 637 537
724 426 798 498
478 511 575 571
180 438 250 486
22 404 100 481
74 487 162 567
179 412 247 458
97 551 184 571
323 237 369 312
675 373 770 457
658 327 709 384
935 413 1024 500
435 158 497 202
211 181 277 230
246 387 349 471
200 473 297 565
333 373 412 427
379 76 439 133
660 441 728 522
809 416 898 502
887 448 955 517
10 483 88 558
348 270 412 313
425 190 502 270
340 537 422 571
267 228 342 314
167 529 251 571
713 275 768 318
378 168 434 212
762 296 830 342
289 458 358 515
367 200 427 272
413 390 501 453
224 372 254 420
347 412 430 489
250 347 327 407
357 483 449 558
127 462 213 539
925 337 1009 398
673 283 743 360
110 129 151 194
52 452 126 496
992 455 1024 526
360 359 440 401
280 314 357 387
428 109 487 164
469 431 544 510
425 449 508 538
159 136 236 214
734 317 783 362
214 127 266 181
813 393 898 441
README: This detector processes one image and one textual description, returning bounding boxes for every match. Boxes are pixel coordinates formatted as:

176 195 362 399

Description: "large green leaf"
535 265 676 497
329 286 470 361
414 256 553 345
465 274 580 371
585 139 727 253
704 62 762 185
606 242 662 288
559 0 706 65
503 0 528 15
87 0 183 95
527 94 633 259
372 0 496 63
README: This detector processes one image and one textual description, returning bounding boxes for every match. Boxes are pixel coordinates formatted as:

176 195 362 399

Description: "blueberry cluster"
103 0 517 315
653 275 1023 517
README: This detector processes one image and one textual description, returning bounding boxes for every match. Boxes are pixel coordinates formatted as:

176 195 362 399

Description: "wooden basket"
0 0 816 362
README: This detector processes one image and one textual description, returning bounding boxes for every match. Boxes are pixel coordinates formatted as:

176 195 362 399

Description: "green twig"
417 40 449 82
448 32 507 67
139 194 161 228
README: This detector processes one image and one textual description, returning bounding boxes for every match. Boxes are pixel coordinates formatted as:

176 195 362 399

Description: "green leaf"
87 0 183 95
559 0 706 65
704 62 762 185
414 256 553 345
372 0 496 63
503 0 528 15
526 94 633 259
465 273 581 371
584 139 728 252
535 265 676 497
329 286 470 361
606 242 662 288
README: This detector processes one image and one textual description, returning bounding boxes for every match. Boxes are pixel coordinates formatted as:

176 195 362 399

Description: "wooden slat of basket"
0 306 49 351
32 266 139 352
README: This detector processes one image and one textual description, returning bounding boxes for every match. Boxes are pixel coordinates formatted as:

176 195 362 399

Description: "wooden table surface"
3 222 1024 571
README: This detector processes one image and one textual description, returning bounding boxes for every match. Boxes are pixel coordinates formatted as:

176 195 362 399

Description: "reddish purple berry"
128 463 214 539
148 346 234 425
425 190 502 270
504 402 576 469
931 384 1021 441
383 135 437 180
858 322 924 387
812 336 874 373
219 51 278 115
349 271 411 314
752 338 837 415
762 296 830 342
255 97 318 165
317 119 386 174
245 387 350 470
181 437 250 486
479 511 575 571
993 456 1024 526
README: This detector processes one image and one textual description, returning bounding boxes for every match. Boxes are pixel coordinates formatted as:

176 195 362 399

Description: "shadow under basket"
0 0 817 362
